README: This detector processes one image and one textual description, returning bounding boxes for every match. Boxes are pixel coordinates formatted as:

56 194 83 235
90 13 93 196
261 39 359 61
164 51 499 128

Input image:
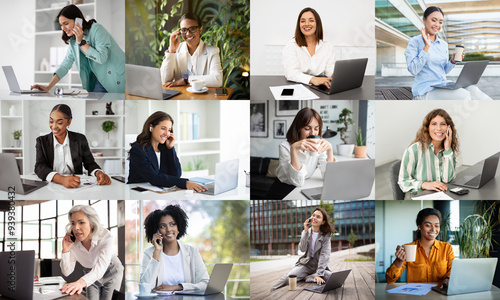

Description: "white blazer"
139 243 209 292
160 40 223 87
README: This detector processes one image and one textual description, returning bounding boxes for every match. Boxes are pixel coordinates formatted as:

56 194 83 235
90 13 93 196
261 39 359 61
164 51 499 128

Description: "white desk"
125 184 249 200
0 89 125 100
376 283 500 299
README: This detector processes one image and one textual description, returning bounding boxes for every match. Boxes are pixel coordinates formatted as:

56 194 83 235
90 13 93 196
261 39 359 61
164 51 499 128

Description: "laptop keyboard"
307 285 323 292
464 174 481 186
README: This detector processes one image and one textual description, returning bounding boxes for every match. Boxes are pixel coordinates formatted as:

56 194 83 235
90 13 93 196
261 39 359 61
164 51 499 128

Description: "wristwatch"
183 74 189 85
79 39 87 47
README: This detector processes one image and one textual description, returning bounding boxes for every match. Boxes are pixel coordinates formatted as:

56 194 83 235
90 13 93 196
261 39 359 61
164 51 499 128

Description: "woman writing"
140 205 209 292
31 4 125 93
267 107 335 200
161 12 222 87
386 208 454 286
60 205 124 299
398 109 458 198
271 207 334 291
282 7 335 88
128 111 207 192
405 6 490 100
35 104 111 188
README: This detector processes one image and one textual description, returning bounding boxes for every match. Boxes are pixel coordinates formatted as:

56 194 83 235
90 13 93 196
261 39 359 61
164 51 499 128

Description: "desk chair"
390 160 405 200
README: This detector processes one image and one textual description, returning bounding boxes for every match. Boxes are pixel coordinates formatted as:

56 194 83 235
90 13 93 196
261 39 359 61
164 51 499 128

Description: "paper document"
270 84 319 100
386 283 437 296
412 191 455 200
133 183 180 193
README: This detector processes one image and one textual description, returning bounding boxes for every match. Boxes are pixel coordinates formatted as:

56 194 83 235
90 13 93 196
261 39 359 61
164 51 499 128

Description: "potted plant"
182 157 209 178
354 127 367 158
12 130 22 148
54 17 61 31
102 120 116 147
336 108 355 157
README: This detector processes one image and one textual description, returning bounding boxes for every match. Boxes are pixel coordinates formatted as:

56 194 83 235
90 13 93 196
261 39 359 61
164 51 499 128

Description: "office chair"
390 160 405 200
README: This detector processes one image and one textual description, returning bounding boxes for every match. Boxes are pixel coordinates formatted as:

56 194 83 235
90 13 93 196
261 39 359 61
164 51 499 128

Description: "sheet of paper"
269 84 320 100
133 183 180 193
412 191 455 200
386 283 437 296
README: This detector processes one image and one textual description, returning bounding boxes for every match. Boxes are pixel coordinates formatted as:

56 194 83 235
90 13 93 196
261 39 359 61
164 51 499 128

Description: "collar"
180 39 206 55
416 239 440 250
53 131 70 148
428 142 444 154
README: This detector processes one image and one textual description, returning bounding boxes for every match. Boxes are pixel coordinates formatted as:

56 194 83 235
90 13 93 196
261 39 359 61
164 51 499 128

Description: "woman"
140 205 209 292
160 12 222 88
267 107 335 200
35 104 111 188
282 7 335 87
386 208 454 286
128 111 207 192
60 205 124 299
271 207 334 291
405 6 490 100
398 109 458 198
31 4 125 93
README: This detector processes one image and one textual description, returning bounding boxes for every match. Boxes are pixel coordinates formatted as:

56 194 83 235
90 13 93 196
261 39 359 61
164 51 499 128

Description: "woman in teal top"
31 5 125 93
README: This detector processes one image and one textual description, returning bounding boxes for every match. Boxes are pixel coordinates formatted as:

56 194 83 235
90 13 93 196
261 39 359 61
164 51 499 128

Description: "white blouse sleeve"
60 251 77 277
189 47 223 87
160 53 179 84
80 234 115 287
139 247 160 286
276 142 308 186
282 40 314 85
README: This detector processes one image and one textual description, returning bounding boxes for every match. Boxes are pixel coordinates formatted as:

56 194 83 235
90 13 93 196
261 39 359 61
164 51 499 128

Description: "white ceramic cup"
404 244 417 262
307 135 320 157
191 79 205 91
454 45 464 62
138 283 152 295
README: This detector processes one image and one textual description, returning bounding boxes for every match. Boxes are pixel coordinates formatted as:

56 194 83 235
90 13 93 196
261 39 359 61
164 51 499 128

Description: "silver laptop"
176 263 233 296
2 65 48 93
0 153 48 195
304 269 351 293
200 159 239 195
431 60 488 90
125 64 181 100
309 58 368 94
301 159 375 200
432 258 497 296
452 152 499 188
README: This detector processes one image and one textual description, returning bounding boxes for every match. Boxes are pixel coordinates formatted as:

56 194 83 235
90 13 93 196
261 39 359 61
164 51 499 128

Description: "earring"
149 127 152 132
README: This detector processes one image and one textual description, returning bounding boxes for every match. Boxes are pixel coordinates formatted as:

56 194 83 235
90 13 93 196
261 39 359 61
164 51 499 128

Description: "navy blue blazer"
128 143 187 188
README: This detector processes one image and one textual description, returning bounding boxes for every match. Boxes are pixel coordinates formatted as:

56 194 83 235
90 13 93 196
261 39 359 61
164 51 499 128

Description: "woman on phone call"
31 4 125 93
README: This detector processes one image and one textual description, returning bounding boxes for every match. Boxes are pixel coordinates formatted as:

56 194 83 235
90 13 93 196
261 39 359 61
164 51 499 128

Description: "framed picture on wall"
274 120 286 139
250 100 268 137
276 100 301 116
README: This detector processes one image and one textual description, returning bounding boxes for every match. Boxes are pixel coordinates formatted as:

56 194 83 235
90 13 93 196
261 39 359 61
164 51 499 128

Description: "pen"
66 164 75 176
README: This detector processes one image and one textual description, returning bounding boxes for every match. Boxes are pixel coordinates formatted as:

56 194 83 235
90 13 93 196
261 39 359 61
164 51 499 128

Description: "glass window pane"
40 201 56 219
41 218 56 239
56 238 63 258
110 200 117 227
23 203 39 221
58 201 73 216
73 200 89 206
23 240 39 256
58 215 69 237
92 201 108 228
40 239 56 259
110 227 118 256
23 221 39 239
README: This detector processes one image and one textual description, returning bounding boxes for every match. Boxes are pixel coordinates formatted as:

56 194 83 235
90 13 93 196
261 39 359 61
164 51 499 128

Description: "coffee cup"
289 275 297 291
454 45 464 62
138 283 152 295
403 244 417 262
307 135 320 156
191 79 205 91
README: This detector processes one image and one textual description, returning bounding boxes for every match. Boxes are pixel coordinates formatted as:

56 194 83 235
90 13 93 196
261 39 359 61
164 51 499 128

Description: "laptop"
431 60 488 90
301 159 375 200
432 258 497 296
304 269 351 293
2 65 48 93
199 159 239 195
176 263 233 296
125 64 181 99
0 153 48 195
0 250 66 300
309 58 368 94
451 152 499 188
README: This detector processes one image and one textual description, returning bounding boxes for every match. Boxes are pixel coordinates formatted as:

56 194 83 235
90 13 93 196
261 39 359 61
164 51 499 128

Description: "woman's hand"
420 28 431 52
303 217 312 232
168 29 181 53
309 76 332 88
73 23 84 45
96 171 111 185
314 276 325 285
62 232 75 253
422 181 448 192
164 78 186 87
394 245 406 268
450 51 465 64
152 231 163 252
291 139 320 153
186 181 208 193
165 133 176 149
154 284 183 291
60 278 86 295
61 175 81 188
444 125 452 151
316 139 332 154
30 84 50 91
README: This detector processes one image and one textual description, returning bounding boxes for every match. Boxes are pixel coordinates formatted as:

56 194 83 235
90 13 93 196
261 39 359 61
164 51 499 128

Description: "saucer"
187 86 208 93
134 292 157 298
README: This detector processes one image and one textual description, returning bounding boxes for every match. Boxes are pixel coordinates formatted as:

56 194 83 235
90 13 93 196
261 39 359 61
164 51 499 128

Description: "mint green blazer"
55 23 125 93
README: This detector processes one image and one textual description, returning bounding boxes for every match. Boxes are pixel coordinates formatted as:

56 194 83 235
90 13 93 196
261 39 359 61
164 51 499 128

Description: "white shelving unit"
0 101 26 174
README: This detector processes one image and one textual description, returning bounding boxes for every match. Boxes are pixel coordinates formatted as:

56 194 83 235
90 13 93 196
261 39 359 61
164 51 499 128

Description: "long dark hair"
415 208 442 240
313 207 335 236
286 107 323 145
294 7 323 47
130 111 174 151
57 4 97 44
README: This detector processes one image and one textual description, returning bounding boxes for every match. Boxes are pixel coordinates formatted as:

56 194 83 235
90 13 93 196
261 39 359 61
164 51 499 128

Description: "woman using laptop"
267 107 335 199
128 111 207 192
140 204 209 292
405 6 490 100
60 205 123 299
30 4 125 93
386 208 454 287
35 104 111 188
282 7 335 88
398 109 458 199
270 207 334 291
160 12 222 87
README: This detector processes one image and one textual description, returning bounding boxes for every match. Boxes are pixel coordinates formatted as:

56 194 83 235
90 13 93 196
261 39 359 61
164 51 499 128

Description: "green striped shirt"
398 142 456 193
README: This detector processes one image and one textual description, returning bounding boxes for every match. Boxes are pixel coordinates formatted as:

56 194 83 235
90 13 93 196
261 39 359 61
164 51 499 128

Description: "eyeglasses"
180 26 200 34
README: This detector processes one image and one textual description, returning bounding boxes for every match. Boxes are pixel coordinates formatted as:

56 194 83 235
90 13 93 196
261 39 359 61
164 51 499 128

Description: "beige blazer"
295 228 331 277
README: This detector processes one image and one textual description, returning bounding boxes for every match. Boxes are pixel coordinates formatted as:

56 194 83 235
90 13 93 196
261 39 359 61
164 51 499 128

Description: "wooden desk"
125 85 233 100
375 283 500 299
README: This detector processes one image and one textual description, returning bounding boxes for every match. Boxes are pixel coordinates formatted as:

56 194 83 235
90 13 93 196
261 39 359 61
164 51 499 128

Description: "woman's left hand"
60 279 86 295
316 139 332 154
314 276 325 285
451 51 465 64
96 171 111 185
154 284 182 291
73 23 84 44
166 133 176 149
164 78 186 87
444 125 452 151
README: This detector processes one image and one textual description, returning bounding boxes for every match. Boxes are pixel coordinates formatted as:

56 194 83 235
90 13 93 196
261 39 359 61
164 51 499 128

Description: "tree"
348 228 358 248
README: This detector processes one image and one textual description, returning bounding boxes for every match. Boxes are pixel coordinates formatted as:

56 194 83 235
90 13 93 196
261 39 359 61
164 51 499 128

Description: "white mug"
404 244 417 262
191 79 205 91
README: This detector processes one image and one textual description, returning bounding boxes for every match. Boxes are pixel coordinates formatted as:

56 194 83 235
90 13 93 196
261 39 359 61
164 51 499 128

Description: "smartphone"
131 186 148 192
70 230 76 243
156 230 162 245
450 187 469 196
75 17 83 29
446 126 450 135
281 89 294 96
215 88 228 96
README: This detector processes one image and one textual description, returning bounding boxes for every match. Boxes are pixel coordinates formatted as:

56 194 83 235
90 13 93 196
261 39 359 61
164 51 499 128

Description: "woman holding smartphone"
386 208 454 286
128 111 206 192
405 6 490 100
282 7 335 88
398 109 458 198
34 104 111 188
60 205 123 299
271 207 334 291
140 205 209 292
267 107 335 200
31 4 125 93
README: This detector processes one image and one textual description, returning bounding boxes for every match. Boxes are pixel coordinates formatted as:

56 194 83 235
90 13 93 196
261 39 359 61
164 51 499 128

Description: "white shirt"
310 231 319 257
276 141 327 186
282 39 335 85
46 134 74 182
155 151 161 169
60 228 116 287
161 251 186 285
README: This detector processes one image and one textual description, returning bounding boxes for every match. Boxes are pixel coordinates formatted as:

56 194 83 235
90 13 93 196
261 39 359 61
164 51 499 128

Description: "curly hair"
312 207 335 236
411 109 459 155
144 204 188 243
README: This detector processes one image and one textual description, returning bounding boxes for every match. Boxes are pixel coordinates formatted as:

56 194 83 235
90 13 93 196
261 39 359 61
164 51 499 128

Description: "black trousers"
266 178 296 200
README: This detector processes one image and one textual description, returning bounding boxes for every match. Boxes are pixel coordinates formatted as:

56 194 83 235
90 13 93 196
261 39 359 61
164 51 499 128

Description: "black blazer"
35 131 101 181
128 142 187 189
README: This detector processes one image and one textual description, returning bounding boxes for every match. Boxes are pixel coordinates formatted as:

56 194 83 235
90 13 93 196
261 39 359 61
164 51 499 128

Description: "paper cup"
404 244 417 262
289 275 297 291
454 45 464 62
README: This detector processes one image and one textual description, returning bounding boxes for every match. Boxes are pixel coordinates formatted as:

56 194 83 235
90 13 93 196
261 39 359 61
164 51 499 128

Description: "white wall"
375 101 500 167
250 0 376 75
